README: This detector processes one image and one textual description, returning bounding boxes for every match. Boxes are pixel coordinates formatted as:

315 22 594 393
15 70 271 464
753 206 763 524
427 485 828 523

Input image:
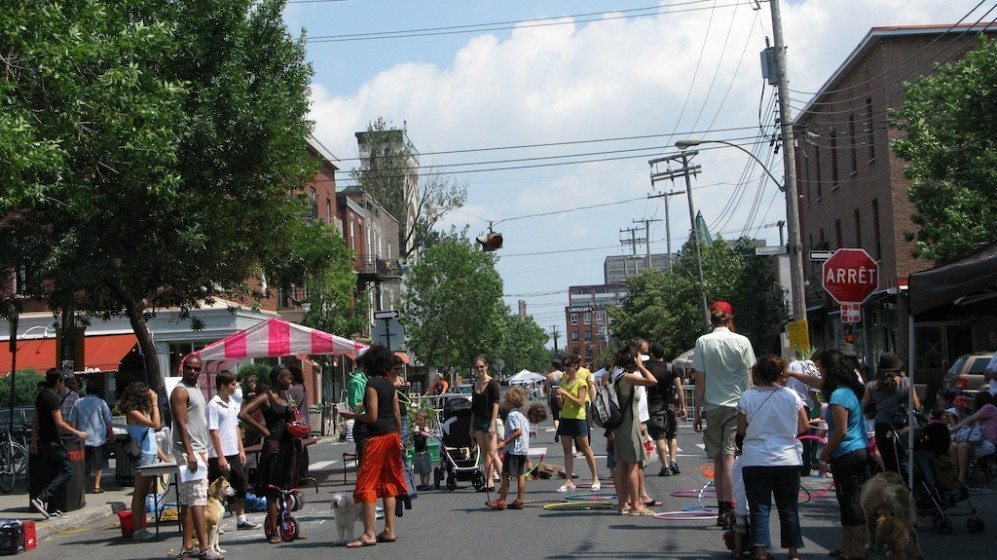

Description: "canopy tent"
193 317 366 369
672 349 695 371
507 369 545 385
909 242 997 317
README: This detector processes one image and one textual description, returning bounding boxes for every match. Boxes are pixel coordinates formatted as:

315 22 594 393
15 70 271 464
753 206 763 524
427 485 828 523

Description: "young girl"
410 411 432 490
487 389 548 510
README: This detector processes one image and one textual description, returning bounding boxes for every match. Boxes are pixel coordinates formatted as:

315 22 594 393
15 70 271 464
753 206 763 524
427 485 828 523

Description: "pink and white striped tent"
193 318 366 368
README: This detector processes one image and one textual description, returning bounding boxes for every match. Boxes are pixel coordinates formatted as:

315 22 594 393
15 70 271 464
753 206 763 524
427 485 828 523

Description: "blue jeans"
37 441 75 503
742 465 803 550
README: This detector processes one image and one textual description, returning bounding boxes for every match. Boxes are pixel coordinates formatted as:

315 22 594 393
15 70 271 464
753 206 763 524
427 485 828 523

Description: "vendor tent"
194 317 366 367
909 242 997 316
672 349 695 371
507 369 545 385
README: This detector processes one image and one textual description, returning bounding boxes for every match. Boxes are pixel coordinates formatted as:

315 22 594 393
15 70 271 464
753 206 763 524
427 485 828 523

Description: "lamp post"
674 138 807 322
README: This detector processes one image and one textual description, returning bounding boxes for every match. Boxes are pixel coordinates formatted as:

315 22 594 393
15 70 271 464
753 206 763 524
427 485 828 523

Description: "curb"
37 506 115 539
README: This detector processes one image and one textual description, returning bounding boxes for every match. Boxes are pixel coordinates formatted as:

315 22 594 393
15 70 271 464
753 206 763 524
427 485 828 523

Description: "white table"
136 462 182 540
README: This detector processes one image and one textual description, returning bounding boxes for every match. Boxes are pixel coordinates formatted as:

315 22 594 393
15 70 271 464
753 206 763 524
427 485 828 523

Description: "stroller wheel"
434 466 443 483
472 471 486 491
446 476 456 491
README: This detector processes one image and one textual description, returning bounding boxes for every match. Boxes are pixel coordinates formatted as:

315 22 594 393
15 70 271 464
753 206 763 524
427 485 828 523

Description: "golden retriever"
205 477 235 554
860 471 914 549
875 510 924 560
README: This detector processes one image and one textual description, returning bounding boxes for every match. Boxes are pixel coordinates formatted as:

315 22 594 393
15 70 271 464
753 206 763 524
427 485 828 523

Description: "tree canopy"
495 310 551 375
399 235 505 374
891 37 997 263
0 0 319 387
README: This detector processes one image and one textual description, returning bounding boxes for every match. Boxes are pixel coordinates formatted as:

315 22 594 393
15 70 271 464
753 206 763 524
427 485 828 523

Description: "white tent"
672 349 695 370
507 369 545 385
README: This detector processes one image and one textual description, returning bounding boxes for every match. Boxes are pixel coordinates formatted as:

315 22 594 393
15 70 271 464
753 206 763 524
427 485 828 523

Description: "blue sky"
283 0 988 344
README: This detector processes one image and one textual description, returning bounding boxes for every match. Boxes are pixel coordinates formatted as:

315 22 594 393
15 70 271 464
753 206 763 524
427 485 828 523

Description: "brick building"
563 284 626 364
793 24 996 374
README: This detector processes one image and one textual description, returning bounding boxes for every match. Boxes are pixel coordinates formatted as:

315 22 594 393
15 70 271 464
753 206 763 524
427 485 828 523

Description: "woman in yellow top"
556 355 601 492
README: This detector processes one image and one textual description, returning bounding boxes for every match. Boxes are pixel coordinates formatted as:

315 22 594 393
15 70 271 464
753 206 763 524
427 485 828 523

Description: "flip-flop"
376 534 397 543
346 539 376 548
644 499 663 507
91 488 104 494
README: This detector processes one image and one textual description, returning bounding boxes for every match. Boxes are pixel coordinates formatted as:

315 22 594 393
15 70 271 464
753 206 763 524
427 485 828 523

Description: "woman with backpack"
608 348 659 515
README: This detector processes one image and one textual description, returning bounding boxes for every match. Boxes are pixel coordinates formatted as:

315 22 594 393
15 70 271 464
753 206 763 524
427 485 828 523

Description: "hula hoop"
798 434 828 445
565 490 618 500
968 487 992 496
654 510 717 521
672 489 717 498
543 500 616 511
564 493 617 502
574 482 615 489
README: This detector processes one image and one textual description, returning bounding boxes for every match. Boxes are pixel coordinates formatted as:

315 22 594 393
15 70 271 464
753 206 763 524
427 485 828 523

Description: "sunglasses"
475 365 487 369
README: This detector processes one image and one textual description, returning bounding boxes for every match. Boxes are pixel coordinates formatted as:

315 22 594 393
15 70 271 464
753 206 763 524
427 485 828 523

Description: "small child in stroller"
487 389 548 510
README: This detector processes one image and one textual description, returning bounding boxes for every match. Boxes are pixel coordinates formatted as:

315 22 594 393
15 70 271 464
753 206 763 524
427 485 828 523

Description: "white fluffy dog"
330 493 363 544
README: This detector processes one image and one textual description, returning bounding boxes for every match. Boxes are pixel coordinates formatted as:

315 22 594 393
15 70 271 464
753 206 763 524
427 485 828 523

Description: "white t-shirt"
205 395 241 458
986 354 997 396
786 359 820 410
692 327 756 409
736 386 803 467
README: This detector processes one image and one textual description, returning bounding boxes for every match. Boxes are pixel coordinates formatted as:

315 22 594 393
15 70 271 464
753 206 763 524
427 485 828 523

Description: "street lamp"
674 138 807 323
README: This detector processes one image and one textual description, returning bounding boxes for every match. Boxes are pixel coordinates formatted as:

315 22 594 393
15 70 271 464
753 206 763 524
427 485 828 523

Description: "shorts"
703 406 738 459
472 418 490 433
502 453 527 479
84 445 108 473
977 439 996 458
179 478 208 507
208 455 248 500
557 418 588 438
136 453 158 468
412 450 432 475
647 409 677 440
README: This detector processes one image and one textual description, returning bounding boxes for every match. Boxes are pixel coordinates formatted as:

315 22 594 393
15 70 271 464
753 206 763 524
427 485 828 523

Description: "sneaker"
30 498 50 519
658 468 671 477
486 499 506 510
556 483 576 493
132 529 156 541
508 499 524 509
669 461 681 475
199 550 225 560
236 520 260 530
554 433 559 442
176 549 200 559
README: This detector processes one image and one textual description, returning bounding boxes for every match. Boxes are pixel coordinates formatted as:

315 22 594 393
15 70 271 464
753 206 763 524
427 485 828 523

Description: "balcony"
356 254 402 284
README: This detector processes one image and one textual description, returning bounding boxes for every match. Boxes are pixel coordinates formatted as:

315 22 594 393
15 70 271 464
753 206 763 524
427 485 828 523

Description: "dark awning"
909 243 997 316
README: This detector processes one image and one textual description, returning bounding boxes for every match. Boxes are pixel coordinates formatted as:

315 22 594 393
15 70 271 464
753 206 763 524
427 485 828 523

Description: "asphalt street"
34 421 996 560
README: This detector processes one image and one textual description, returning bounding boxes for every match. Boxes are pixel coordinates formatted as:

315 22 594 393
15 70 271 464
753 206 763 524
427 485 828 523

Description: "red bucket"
117 510 135 539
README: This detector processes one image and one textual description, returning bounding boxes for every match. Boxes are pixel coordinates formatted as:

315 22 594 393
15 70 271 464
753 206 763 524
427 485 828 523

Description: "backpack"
592 373 634 430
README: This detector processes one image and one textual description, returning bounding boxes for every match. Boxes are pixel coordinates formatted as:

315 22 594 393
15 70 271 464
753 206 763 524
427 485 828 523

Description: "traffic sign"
840 303 862 323
809 250 833 261
373 309 400 320
756 246 786 256
372 318 405 350
821 248 878 304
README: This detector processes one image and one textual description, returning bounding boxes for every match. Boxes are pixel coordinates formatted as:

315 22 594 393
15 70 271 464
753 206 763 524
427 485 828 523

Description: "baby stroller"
433 397 486 491
906 417 985 534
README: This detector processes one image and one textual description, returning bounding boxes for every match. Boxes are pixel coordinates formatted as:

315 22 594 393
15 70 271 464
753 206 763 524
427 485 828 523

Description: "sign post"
372 310 405 351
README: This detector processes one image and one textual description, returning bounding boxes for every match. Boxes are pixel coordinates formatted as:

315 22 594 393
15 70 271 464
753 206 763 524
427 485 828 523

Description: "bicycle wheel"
10 443 26 475
0 445 16 493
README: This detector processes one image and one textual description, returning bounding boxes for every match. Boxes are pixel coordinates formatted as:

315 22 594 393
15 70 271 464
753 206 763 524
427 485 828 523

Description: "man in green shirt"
346 361 368 464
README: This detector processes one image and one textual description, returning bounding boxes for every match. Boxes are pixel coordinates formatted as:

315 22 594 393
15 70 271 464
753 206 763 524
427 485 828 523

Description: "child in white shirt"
487 389 547 510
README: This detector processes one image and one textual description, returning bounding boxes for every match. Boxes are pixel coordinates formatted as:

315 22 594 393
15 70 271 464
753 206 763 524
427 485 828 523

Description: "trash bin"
308 405 322 436
27 439 86 514
115 438 135 487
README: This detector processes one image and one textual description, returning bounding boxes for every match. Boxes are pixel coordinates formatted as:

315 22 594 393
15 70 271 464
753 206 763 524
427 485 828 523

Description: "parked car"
450 383 474 400
942 351 994 395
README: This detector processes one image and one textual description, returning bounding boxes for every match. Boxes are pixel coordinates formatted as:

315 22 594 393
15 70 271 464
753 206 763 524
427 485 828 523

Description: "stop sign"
822 248 879 303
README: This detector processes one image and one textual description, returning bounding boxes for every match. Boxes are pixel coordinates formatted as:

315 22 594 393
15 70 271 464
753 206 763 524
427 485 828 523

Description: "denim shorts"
557 418 589 438
472 418 490 433
136 453 158 468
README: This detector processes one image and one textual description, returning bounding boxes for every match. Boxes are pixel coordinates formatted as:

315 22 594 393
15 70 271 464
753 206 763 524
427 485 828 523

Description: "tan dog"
860 471 914 549
875 509 924 560
205 477 236 554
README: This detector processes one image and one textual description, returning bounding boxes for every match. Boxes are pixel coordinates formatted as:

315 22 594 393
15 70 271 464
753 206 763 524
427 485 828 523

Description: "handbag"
641 431 658 465
285 403 311 438
127 429 149 460
953 424 984 445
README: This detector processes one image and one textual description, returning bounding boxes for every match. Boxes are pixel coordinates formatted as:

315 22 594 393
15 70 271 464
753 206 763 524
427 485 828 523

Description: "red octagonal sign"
822 248 879 303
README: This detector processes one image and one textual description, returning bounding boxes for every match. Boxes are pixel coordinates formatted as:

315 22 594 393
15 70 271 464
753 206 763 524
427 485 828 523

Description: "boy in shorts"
488 389 547 510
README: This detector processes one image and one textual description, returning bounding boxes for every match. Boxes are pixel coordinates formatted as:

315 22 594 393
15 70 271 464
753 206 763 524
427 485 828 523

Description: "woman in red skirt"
340 344 407 548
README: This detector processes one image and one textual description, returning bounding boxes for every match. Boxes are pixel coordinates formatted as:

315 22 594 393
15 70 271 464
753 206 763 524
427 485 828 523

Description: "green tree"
0 0 316 387
609 238 786 358
353 118 468 259
891 37 997 263
496 311 551 374
0 370 43 407
400 236 504 374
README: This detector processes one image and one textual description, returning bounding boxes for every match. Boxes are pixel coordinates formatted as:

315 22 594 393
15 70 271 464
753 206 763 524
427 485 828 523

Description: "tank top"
365 376 398 436
262 392 292 440
171 380 209 454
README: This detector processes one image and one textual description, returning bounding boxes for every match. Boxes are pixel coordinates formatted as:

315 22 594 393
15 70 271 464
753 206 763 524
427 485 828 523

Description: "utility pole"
550 325 561 357
769 0 806 322
619 227 641 255
647 190 684 272
650 152 710 331
632 217 661 271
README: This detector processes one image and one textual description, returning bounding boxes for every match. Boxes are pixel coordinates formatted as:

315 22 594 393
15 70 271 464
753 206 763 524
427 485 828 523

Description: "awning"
1 334 137 374
394 351 410 365
194 318 366 367
909 243 997 316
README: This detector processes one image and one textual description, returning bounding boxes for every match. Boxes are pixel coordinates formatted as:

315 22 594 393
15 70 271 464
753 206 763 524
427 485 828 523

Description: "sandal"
556 483 576 493
345 538 376 548
375 533 397 543
644 499 663 507
628 507 656 516
590 481 601 492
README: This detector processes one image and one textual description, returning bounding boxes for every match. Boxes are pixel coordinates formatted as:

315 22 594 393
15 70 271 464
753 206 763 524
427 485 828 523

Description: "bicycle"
263 485 301 542
0 427 28 493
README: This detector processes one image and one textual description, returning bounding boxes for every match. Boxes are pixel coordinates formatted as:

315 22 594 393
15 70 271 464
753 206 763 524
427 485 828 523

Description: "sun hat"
876 352 904 372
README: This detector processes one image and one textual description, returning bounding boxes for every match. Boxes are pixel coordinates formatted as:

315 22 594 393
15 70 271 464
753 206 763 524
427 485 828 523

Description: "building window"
570 313 578 325
583 312 591 325
872 198 882 259
571 331 579 342
866 98 876 161
835 219 843 248
848 114 858 177
854 209 862 247
584 331 592 342
308 187 318 219
815 146 823 201
326 198 333 220
830 129 840 189
596 311 605 325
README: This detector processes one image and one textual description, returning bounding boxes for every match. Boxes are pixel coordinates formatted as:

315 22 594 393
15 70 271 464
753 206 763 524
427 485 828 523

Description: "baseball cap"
709 301 734 315
953 395 973 409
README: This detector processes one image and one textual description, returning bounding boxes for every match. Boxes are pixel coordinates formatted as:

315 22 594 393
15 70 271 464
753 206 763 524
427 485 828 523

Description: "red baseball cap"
710 301 734 315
